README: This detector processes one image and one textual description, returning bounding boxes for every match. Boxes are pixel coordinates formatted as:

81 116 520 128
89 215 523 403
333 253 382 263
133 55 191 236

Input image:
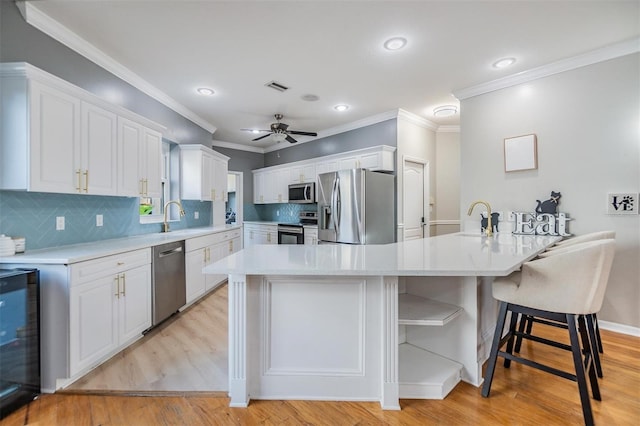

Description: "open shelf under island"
203 232 560 410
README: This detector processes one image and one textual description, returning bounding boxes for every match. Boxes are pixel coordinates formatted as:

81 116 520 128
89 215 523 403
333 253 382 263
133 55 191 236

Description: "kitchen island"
203 232 560 409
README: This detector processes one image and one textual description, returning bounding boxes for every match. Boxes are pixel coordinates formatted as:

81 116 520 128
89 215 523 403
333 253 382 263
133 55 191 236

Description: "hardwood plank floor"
4 283 639 425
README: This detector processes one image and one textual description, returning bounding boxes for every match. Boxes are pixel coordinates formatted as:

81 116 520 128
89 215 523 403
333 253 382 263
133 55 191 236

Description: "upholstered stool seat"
547 230 615 251
482 239 615 426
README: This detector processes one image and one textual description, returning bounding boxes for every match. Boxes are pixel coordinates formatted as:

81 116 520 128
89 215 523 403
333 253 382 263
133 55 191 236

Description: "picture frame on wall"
504 134 537 172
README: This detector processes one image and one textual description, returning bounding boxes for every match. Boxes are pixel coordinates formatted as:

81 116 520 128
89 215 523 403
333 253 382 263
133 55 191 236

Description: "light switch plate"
96 214 103 227
607 193 639 215
194 211 199 219
56 216 65 230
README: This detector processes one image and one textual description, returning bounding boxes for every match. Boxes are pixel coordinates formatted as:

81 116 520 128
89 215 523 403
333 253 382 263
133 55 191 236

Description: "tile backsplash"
0 191 212 251
245 202 317 223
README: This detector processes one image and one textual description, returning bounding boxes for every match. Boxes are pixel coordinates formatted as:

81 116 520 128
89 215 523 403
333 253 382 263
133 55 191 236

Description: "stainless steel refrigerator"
318 168 395 244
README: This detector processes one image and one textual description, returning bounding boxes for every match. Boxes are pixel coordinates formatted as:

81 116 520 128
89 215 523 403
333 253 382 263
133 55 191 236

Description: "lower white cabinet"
304 226 318 245
185 228 242 305
244 223 277 247
69 249 151 377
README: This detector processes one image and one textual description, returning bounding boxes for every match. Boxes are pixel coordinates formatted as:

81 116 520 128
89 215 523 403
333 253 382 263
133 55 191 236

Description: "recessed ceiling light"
383 37 407 51
334 104 350 112
492 57 516 69
433 105 458 117
197 87 215 96
301 94 320 102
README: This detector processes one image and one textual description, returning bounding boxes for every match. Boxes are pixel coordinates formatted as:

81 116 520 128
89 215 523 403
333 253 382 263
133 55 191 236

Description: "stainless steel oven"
278 224 304 244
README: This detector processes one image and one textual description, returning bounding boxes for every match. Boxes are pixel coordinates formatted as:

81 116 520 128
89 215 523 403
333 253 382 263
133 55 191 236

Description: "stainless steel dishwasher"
151 240 186 327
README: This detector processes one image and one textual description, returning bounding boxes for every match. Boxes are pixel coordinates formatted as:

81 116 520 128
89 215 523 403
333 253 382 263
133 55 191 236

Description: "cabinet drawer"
70 248 151 285
185 229 242 252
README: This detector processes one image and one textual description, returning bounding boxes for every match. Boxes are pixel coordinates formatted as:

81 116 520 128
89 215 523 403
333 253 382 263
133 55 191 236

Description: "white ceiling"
27 1 640 150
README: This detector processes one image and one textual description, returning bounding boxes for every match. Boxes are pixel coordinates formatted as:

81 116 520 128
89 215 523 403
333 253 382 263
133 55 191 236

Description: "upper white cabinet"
180 145 230 201
289 164 316 184
253 168 288 204
0 62 164 197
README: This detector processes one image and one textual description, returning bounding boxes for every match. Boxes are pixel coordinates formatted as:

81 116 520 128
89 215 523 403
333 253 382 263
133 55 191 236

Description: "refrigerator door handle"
332 177 340 235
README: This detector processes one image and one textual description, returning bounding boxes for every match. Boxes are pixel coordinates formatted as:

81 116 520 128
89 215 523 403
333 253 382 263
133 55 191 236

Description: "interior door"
403 159 427 240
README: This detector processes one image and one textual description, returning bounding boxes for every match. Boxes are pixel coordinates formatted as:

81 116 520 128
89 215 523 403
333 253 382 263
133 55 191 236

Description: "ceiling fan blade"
252 133 273 141
288 131 318 137
285 135 298 144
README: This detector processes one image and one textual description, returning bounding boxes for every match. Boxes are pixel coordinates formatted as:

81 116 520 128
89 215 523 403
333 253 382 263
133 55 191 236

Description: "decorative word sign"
607 193 639 215
512 212 572 236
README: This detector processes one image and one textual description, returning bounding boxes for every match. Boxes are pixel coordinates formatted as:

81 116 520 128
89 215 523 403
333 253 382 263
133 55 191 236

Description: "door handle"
159 247 183 257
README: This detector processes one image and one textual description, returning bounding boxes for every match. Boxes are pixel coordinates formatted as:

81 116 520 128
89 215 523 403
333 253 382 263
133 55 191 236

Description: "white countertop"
203 232 560 277
0 225 242 265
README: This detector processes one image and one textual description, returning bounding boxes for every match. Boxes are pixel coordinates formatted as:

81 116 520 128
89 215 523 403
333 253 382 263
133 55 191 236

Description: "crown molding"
17 1 217 134
211 140 266 154
397 109 438 130
453 37 640 100
436 125 460 133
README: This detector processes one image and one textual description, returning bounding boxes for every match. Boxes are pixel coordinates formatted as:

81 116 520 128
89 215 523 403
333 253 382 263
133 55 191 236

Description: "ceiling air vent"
265 80 289 92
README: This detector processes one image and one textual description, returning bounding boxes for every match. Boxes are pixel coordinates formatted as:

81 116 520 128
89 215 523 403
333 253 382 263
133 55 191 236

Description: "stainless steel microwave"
288 182 315 204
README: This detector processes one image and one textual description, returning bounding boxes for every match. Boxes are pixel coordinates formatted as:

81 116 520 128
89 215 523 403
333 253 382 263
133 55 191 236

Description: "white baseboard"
598 320 640 337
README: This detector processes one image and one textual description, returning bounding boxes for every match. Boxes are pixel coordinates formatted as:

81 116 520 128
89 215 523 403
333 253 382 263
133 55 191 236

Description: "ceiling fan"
243 114 317 143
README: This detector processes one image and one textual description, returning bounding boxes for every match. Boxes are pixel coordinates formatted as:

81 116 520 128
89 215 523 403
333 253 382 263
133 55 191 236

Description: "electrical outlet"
56 216 65 231
96 214 103 227
194 211 199 219
276 210 280 216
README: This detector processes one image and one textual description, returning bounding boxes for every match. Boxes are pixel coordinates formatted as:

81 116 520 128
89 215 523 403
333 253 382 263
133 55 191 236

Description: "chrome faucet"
163 200 186 232
467 200 493 237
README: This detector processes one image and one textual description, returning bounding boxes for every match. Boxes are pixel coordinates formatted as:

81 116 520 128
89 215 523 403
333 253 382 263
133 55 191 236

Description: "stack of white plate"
0 235 16 256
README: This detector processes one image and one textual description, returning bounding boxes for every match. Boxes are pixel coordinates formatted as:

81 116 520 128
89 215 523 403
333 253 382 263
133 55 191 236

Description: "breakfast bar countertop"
204 232 561 277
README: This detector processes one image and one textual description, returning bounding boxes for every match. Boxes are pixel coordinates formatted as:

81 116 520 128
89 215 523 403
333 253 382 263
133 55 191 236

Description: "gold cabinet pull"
76 169 82 192
139 179 144 196
229 240 233 253
114 276 120 298
203 247 208 263
83 170 89 193
120 273 126 296
144 179 148 196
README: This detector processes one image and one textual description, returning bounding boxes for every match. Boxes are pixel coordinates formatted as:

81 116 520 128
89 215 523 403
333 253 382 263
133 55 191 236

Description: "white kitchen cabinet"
304 227 318 245
180 145 230 202
1 63 164 197
244 223 277 246
253 169 288 204
118 118 162 198
337 148 394 171
289 164 316 184
316 160 339 176
81 101 118 195
69 248 151 377
185 228 242 305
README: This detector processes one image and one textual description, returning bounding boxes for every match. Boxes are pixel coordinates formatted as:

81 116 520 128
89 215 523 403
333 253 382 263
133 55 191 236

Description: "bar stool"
482 239 616 426
516 231 616 369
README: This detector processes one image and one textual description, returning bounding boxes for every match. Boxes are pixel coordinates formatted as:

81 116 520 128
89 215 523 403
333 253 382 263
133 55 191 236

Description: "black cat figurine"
481 213 500 233
536 191 561 214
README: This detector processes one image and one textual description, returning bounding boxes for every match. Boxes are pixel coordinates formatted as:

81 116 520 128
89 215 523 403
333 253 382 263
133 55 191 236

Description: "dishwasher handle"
158 246 183 258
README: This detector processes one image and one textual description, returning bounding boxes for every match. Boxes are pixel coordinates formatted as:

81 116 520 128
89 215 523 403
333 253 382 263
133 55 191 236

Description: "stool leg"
568 314 595 426
593 313 604 354
482 301 509 398
514 314 528 353
503 309 519 368
585 314 603 378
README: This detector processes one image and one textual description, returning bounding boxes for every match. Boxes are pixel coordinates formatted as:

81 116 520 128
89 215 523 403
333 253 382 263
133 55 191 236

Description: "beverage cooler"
0 269 40 419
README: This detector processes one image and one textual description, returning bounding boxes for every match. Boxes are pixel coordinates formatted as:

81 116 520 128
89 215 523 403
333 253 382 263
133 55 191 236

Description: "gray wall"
460 53 640 329
0 1 212 146
264 120 397 167
212 147 264 205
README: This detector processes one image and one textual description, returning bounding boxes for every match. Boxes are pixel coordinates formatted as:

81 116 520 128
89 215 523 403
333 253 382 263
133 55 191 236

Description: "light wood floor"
4 283 640 425
68 284 229 392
